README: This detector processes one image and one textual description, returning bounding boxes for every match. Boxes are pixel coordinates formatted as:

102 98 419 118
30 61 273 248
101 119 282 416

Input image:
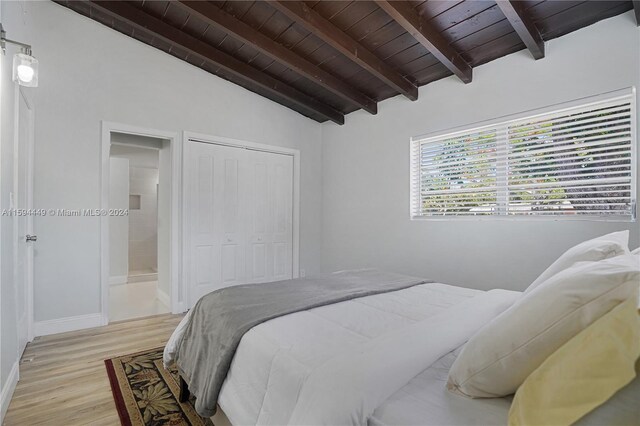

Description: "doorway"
100 123 181 323
109 140 167 321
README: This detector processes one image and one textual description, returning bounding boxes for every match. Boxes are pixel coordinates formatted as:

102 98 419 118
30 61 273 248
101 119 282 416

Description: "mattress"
370 346 512 426
167 282 520 425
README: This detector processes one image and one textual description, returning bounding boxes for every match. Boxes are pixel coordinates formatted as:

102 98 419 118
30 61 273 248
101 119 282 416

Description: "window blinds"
411 91 636 220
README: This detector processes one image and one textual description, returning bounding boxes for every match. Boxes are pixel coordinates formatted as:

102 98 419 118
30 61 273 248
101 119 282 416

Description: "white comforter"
165 283 520 425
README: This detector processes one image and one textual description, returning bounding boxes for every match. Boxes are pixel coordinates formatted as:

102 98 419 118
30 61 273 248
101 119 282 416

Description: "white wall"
111 136 163 166
321 11 640 291
29 1 323 323
128 164 159 274
0 20 17 401
108 157 129 282
111 144 160 276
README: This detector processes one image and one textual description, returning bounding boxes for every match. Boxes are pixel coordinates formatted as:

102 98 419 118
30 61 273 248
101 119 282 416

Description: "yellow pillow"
508 296 640 426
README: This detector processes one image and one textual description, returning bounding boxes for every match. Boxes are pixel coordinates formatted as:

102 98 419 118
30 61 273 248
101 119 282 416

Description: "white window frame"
410 88 637 222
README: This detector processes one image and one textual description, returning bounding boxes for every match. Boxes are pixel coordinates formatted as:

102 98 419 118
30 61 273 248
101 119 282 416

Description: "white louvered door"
185 140 293 306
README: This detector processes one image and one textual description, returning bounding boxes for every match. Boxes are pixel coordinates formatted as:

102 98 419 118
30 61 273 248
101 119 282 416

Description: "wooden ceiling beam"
495 0 545 59
177 1 376 115
633 1 640 26
266 0 419 101
375 0 472 84
89 1 344 125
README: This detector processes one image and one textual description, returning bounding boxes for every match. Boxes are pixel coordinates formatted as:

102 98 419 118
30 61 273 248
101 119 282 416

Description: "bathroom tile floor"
109 280 170 322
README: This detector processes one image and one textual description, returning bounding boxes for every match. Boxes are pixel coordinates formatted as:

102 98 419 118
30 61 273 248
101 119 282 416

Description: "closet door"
185 140 294 307
244 150 293 283
185 141 246 305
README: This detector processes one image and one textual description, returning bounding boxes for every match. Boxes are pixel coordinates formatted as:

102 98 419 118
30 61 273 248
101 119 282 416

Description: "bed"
164 271 520 424
164 266 639 425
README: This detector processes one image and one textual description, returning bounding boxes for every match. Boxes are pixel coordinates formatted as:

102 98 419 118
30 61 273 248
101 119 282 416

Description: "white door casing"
184 135 298 307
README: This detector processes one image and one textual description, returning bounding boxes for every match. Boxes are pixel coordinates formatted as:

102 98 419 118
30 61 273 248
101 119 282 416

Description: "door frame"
182 131 300 307
13 86 35 344
100 121 183 323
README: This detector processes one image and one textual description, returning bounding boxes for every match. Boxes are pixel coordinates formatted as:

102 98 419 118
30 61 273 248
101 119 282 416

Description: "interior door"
185 140 294 307
14 87 34 354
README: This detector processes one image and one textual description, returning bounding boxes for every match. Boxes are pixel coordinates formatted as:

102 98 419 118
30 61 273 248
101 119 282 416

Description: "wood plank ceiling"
56 1 637 125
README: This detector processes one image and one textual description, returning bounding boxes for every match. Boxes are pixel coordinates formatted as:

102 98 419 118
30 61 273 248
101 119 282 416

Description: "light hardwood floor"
4 314 184 425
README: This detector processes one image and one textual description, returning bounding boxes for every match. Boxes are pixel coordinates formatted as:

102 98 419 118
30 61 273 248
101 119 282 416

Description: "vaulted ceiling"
56 1 638 125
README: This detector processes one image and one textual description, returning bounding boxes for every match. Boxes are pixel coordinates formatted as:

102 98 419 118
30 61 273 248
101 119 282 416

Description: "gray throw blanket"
174 269 430 417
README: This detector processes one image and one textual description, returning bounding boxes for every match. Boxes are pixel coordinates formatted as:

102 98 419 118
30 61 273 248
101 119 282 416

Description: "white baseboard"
34 313 104 337
156 287 171 308
0 361 19 421
109 275 128 286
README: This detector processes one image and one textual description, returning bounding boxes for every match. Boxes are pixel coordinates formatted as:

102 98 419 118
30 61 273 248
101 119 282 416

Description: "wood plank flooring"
4 314 184 425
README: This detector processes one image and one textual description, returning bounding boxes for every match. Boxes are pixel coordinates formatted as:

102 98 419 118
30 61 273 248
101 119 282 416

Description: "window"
410 90 636 220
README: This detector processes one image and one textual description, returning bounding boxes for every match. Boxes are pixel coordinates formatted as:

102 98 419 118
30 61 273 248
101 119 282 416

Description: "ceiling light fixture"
1 23 39 87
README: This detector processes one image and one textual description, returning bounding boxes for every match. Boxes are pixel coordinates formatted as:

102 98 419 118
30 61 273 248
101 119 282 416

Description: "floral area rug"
105 347 213 425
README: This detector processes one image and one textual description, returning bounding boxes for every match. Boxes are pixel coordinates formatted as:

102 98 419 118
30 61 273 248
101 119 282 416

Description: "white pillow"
525 230 629 293
632 247 640 256
447 254 639 398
